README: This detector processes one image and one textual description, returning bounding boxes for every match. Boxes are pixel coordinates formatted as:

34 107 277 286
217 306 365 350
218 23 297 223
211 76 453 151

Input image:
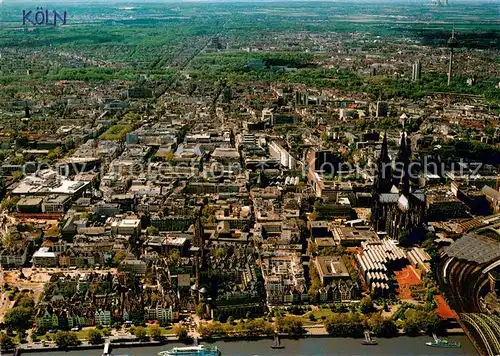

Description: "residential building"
94 309 111 326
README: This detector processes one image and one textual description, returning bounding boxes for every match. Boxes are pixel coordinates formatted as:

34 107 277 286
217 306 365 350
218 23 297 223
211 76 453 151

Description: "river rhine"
26 335 477 356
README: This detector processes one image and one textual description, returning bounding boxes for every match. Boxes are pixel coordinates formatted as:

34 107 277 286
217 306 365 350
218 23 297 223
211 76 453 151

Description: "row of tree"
324 312 398 338
198 319 275 338
324 306 442 338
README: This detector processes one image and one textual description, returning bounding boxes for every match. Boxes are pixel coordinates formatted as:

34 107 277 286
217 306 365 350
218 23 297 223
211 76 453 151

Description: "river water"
27 335 478 356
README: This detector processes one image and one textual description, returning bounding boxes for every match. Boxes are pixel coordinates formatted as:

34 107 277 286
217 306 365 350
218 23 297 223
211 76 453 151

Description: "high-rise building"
376 101 388 118
447 24 458 86
411 60 421 82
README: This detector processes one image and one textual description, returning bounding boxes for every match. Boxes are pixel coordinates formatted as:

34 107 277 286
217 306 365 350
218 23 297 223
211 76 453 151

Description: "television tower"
447 23 458 86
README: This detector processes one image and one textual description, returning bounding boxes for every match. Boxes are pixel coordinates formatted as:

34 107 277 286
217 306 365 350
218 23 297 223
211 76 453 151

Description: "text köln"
22 8 67 26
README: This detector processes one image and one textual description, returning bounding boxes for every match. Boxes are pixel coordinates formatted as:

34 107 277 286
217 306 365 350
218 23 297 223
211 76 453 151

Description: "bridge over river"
462 313 500 356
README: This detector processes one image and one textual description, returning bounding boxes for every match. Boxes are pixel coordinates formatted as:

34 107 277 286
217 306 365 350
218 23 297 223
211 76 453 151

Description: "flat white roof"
13 176 90 195
33 247 56 258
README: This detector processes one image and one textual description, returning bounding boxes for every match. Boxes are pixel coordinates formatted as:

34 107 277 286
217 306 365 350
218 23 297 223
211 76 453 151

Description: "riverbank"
17 326 467 353
15 335 479 356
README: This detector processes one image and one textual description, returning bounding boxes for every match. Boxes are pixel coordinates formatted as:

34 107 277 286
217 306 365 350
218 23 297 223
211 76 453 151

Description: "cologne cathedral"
371 120 426 243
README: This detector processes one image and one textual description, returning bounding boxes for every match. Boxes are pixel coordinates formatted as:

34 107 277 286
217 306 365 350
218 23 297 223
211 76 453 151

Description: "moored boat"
158 345 221 356
270 333 284 349
361 331 378 345
425 334 461 348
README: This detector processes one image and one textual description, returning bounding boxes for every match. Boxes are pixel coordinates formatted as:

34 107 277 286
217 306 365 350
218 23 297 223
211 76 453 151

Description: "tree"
320 132 329 144
87 329 104 345
172 325 188 340
18 329 26 343
275 316 305 336
399 231 413 247
0 333 14 351
30 333 39 343
168 250 181 265
197 322 227 338
308 262 322 297
324 313 364 338
45 226 61 239
146 226 159 236
4 306 34 331
12 171 23 181
234 318 274 337
11 156 24 165
149 325 163 341
54 331 80 348
214 248 226 259
359 296 374 314
309 212 318 221
418 310 442 335
133 326 149 341
1 197 19 213
402 318 421 336
162 152 176 161
15 294 35 308
402 308 442 336
196 303 206 318
130 311 145 327
113 250 127 266
368 315 398 338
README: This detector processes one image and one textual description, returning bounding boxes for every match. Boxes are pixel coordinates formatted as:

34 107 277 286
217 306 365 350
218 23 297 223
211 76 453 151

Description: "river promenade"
12 324 473 355
13 335 477 356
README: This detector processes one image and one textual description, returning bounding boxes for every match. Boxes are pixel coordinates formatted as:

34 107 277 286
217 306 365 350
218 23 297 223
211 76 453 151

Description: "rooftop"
445 233 500 265
315 256 350 278
13 172 89 195
33 247 56 258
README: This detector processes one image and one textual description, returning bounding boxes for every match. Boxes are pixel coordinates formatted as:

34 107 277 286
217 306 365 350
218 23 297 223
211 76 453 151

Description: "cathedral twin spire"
397 114 411 196
374 114 411 196
373 131 392 195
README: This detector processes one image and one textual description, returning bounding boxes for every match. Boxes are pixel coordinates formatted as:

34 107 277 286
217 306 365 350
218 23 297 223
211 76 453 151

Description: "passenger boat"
102 341 111 356
361 331 378 345
270 333 284 349
426 334 461 348
158 345 221 356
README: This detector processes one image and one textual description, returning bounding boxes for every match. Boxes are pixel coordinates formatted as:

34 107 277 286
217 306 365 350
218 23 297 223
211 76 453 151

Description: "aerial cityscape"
0 0 499 355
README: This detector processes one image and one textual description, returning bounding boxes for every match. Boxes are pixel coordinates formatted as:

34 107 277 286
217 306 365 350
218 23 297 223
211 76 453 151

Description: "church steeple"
373 131 392 194
396 114 411 196
194 214 204 248
380 131 390 164
400 132 410 196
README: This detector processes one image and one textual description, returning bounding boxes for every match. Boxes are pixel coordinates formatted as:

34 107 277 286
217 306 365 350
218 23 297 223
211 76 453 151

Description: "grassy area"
36 325 174 341
161 327 175 335
302 308 336 325
39 327 108 341
145 325 174 335
74 329 92 339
